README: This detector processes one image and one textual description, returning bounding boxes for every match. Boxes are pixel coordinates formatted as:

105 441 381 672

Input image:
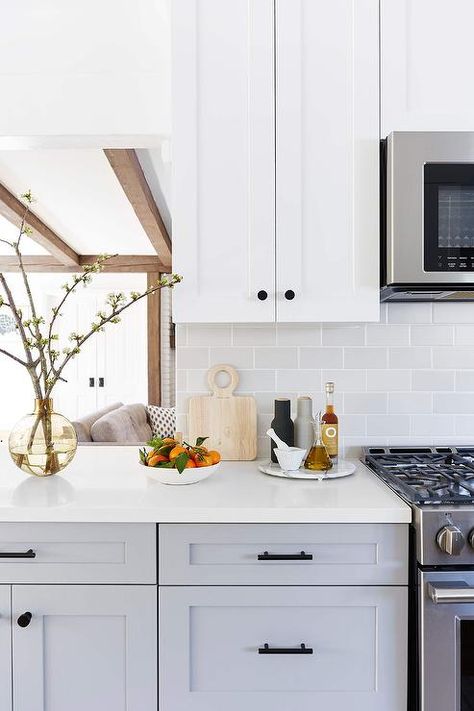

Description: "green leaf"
139 448 147 464
195 436 209 447
174 452 190 474
147 436 164 449
155 461 174 469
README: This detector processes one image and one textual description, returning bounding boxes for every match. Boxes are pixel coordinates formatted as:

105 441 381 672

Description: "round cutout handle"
207 364 239 398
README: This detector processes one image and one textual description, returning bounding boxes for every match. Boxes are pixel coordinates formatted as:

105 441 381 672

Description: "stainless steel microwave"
381 131 474 302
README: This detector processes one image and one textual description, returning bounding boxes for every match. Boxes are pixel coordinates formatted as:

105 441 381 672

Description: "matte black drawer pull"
258 550 313 561
0 549 35 559
259 643 313 655
17 612 32 628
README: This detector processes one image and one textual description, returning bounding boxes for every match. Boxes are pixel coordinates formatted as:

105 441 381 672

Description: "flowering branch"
0 190 182 405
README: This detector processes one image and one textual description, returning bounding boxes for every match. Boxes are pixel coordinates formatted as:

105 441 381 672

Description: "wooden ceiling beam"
104 149 172 264
0 255 170 273
0 182 80 266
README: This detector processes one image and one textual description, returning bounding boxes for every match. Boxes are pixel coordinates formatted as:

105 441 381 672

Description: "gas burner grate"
363 448 474 505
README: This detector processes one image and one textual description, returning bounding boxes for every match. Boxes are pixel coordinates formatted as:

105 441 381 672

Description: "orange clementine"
184 458 196 468
196 454 213 468
147 453 168 467
169 445 186 460
208 450 221 464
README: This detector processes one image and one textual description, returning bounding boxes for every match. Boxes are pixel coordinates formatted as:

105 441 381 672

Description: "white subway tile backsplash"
411 325 454 346
387 302 432 324
300 347 343 369
411 415 455 437
344 393 387 414
366 324 410 346
455 416 474 436
434 393 474 414
344 347 387 369
367 370 411 392
176 303 474 453
188 324 232 346
255 348 298 369
238 370 276 392
433 303 474 323
433 347 474 369
176 347 209 369
276 370 321 391
454 326 474 345
389 347 431 369
321 325 365 346
388 392 432 414
233 324 277 346
367 415 409 436
210 347 254 369
277 324 321 346
456 371 474 391
412 370 455 391
321 370 366 392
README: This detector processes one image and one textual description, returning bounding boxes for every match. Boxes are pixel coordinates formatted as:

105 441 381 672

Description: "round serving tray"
258 459 356 481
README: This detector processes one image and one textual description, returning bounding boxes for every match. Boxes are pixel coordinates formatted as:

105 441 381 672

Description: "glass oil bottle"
304 412 333 471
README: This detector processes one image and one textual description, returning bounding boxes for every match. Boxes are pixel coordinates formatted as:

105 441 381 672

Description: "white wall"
176 302 474 458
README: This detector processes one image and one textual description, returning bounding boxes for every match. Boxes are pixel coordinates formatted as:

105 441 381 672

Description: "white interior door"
12 584 157 711
0 586 11 711
100 292 148 407
382 0 474 134
172 0 275 323
275 0 379 323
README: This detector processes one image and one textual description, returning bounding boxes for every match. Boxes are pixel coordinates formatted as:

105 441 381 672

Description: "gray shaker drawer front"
159 523 408 585
159 585 408 711
0 523 156 583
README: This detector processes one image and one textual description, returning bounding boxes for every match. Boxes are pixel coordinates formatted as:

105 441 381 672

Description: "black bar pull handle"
89 377 95 388
98 377 105 388
0 549 35 559
17 612 32 628
258 550 313 561
258 643 313 655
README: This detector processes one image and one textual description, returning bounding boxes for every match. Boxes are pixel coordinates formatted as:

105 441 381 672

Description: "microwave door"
424 163 474 275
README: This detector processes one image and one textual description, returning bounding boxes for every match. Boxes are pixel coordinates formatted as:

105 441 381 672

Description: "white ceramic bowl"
140 460 220 485
274 447 306 471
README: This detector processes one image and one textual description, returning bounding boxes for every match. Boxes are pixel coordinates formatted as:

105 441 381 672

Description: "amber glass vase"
8 399 77 477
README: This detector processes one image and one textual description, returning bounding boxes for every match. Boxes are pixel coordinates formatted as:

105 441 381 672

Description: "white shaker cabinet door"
12 585 157 711
382 0 474 134
172 0 275 323
0 586 12 711
275 0 379 322
160 585 407 711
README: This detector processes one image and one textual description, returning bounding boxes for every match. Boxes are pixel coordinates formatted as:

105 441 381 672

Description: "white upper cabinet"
172 0 275 323
382 0 474 135
275 0 379 322
172 0 380 323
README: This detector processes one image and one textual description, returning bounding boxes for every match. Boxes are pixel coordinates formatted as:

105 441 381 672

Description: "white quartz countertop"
0 445 411 523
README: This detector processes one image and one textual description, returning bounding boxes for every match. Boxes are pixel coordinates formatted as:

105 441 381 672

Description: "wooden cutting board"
188 365 257 461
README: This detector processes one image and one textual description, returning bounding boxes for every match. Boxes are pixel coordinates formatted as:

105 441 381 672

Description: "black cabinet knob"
257 290 268 301
284 290 295 300
17 612 32 628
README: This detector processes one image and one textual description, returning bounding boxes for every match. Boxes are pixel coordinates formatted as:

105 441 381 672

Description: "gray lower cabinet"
159 584 408 711
12 585 157 711
0 585 12 711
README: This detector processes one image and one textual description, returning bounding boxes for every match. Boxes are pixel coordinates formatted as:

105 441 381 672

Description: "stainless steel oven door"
386 131 474 285
420 570 474 711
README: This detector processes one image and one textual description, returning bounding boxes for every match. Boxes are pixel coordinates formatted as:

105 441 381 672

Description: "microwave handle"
428 581 474 604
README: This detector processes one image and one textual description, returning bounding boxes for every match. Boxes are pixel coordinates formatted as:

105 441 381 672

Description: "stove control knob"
468 530 474 549
436 525 465 556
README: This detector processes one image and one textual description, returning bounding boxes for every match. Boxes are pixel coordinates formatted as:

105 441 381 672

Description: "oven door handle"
428 581 474 604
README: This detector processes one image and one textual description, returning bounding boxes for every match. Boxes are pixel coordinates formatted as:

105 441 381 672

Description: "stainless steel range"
363 446 474 711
